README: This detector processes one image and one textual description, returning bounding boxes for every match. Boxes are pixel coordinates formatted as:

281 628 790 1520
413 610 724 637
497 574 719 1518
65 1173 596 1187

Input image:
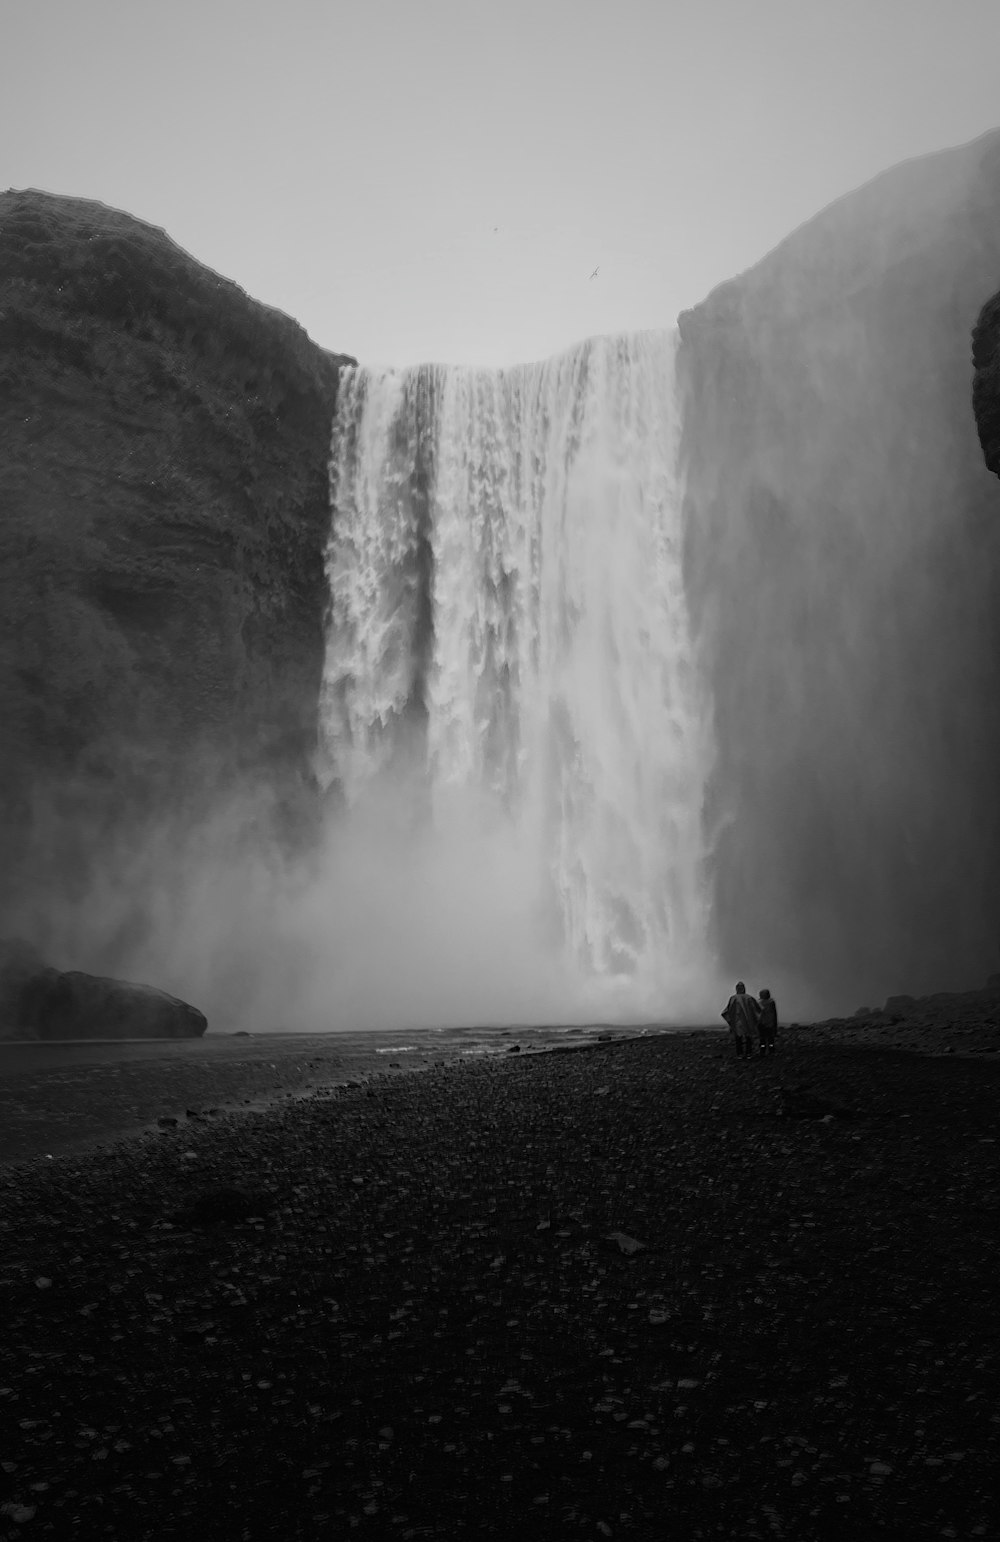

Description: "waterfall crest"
321 332 717 1022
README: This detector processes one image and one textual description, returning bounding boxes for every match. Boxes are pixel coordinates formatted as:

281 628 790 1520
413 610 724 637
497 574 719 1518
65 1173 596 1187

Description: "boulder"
35 972 207 1040
972 289 1000 478
2 937 206 1039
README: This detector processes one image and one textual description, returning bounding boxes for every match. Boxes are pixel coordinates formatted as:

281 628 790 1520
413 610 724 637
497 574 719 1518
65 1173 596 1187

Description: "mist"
10 328 748 1034
9 767 744 1035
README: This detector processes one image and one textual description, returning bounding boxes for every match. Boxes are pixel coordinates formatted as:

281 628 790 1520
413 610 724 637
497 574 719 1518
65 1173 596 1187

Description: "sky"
2 0 1000 367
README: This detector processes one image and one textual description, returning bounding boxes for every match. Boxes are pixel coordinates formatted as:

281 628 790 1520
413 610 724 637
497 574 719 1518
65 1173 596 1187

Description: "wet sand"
0 1022 690 1166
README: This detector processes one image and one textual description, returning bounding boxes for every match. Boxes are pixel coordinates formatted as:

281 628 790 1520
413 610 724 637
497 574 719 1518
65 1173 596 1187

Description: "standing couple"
722 981 778 1059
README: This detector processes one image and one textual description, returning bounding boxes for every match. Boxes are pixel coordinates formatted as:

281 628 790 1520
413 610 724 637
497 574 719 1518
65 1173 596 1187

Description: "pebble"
2 1026 996 1539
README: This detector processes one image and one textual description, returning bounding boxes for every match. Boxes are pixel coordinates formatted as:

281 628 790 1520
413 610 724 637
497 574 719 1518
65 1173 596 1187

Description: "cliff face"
679 129 1000 1006
0 190 353 966
973 288 1000 477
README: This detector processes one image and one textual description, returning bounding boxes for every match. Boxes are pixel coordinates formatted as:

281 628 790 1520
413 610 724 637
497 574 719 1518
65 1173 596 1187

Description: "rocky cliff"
679 128 1000 1006
0 190 353 972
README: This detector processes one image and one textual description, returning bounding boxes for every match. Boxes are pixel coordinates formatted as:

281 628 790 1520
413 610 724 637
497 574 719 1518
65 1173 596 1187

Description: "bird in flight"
590 266 599 280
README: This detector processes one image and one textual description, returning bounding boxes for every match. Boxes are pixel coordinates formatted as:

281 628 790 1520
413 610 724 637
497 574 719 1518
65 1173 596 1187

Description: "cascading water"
320 331 718 1023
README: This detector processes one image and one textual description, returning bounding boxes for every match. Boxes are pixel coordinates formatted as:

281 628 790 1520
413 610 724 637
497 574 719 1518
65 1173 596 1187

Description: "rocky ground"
789 991 1000 1058
0 1035 402 1167
0 1025 627 1166
2 1016 998 1540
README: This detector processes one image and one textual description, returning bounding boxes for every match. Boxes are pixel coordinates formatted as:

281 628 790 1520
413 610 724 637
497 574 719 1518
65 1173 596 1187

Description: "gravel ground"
0 1026 636 1166
0 1036 433 1166
2 1026 998 1540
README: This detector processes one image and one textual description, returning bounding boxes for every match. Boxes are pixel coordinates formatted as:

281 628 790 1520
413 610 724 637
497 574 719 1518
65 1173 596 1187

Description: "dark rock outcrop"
973 288 1000 477
0 189 354 958
809 978 1000 1052
35 972 207 1040
679 128 1000 1006
0 936 206 1038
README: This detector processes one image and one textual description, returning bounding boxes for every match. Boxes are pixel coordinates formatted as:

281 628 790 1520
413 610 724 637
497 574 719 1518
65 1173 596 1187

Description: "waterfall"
321 332 717 1023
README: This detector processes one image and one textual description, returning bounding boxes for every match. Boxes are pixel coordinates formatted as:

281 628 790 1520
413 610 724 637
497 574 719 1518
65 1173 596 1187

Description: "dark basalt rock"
0 189 354 951
678 127 1000 1005
34 971 207 1039
1 934 205 1039
973 289 1000 478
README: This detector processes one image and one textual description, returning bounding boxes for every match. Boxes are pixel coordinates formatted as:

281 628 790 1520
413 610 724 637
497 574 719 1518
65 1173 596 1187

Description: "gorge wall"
4 126 1000 1025
679 128 1000 1006
0 190 353 982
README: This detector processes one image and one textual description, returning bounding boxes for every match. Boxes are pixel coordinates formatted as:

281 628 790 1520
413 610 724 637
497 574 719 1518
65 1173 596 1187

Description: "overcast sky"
3 0 999 366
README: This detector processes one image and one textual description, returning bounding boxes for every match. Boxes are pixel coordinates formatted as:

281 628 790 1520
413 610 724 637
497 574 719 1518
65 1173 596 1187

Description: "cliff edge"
0 189 353 964
679 128 1000 1004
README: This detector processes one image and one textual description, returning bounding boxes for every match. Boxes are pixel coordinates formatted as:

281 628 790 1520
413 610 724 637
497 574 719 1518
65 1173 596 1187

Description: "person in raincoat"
721 981 760 1060
757 988 778 1055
